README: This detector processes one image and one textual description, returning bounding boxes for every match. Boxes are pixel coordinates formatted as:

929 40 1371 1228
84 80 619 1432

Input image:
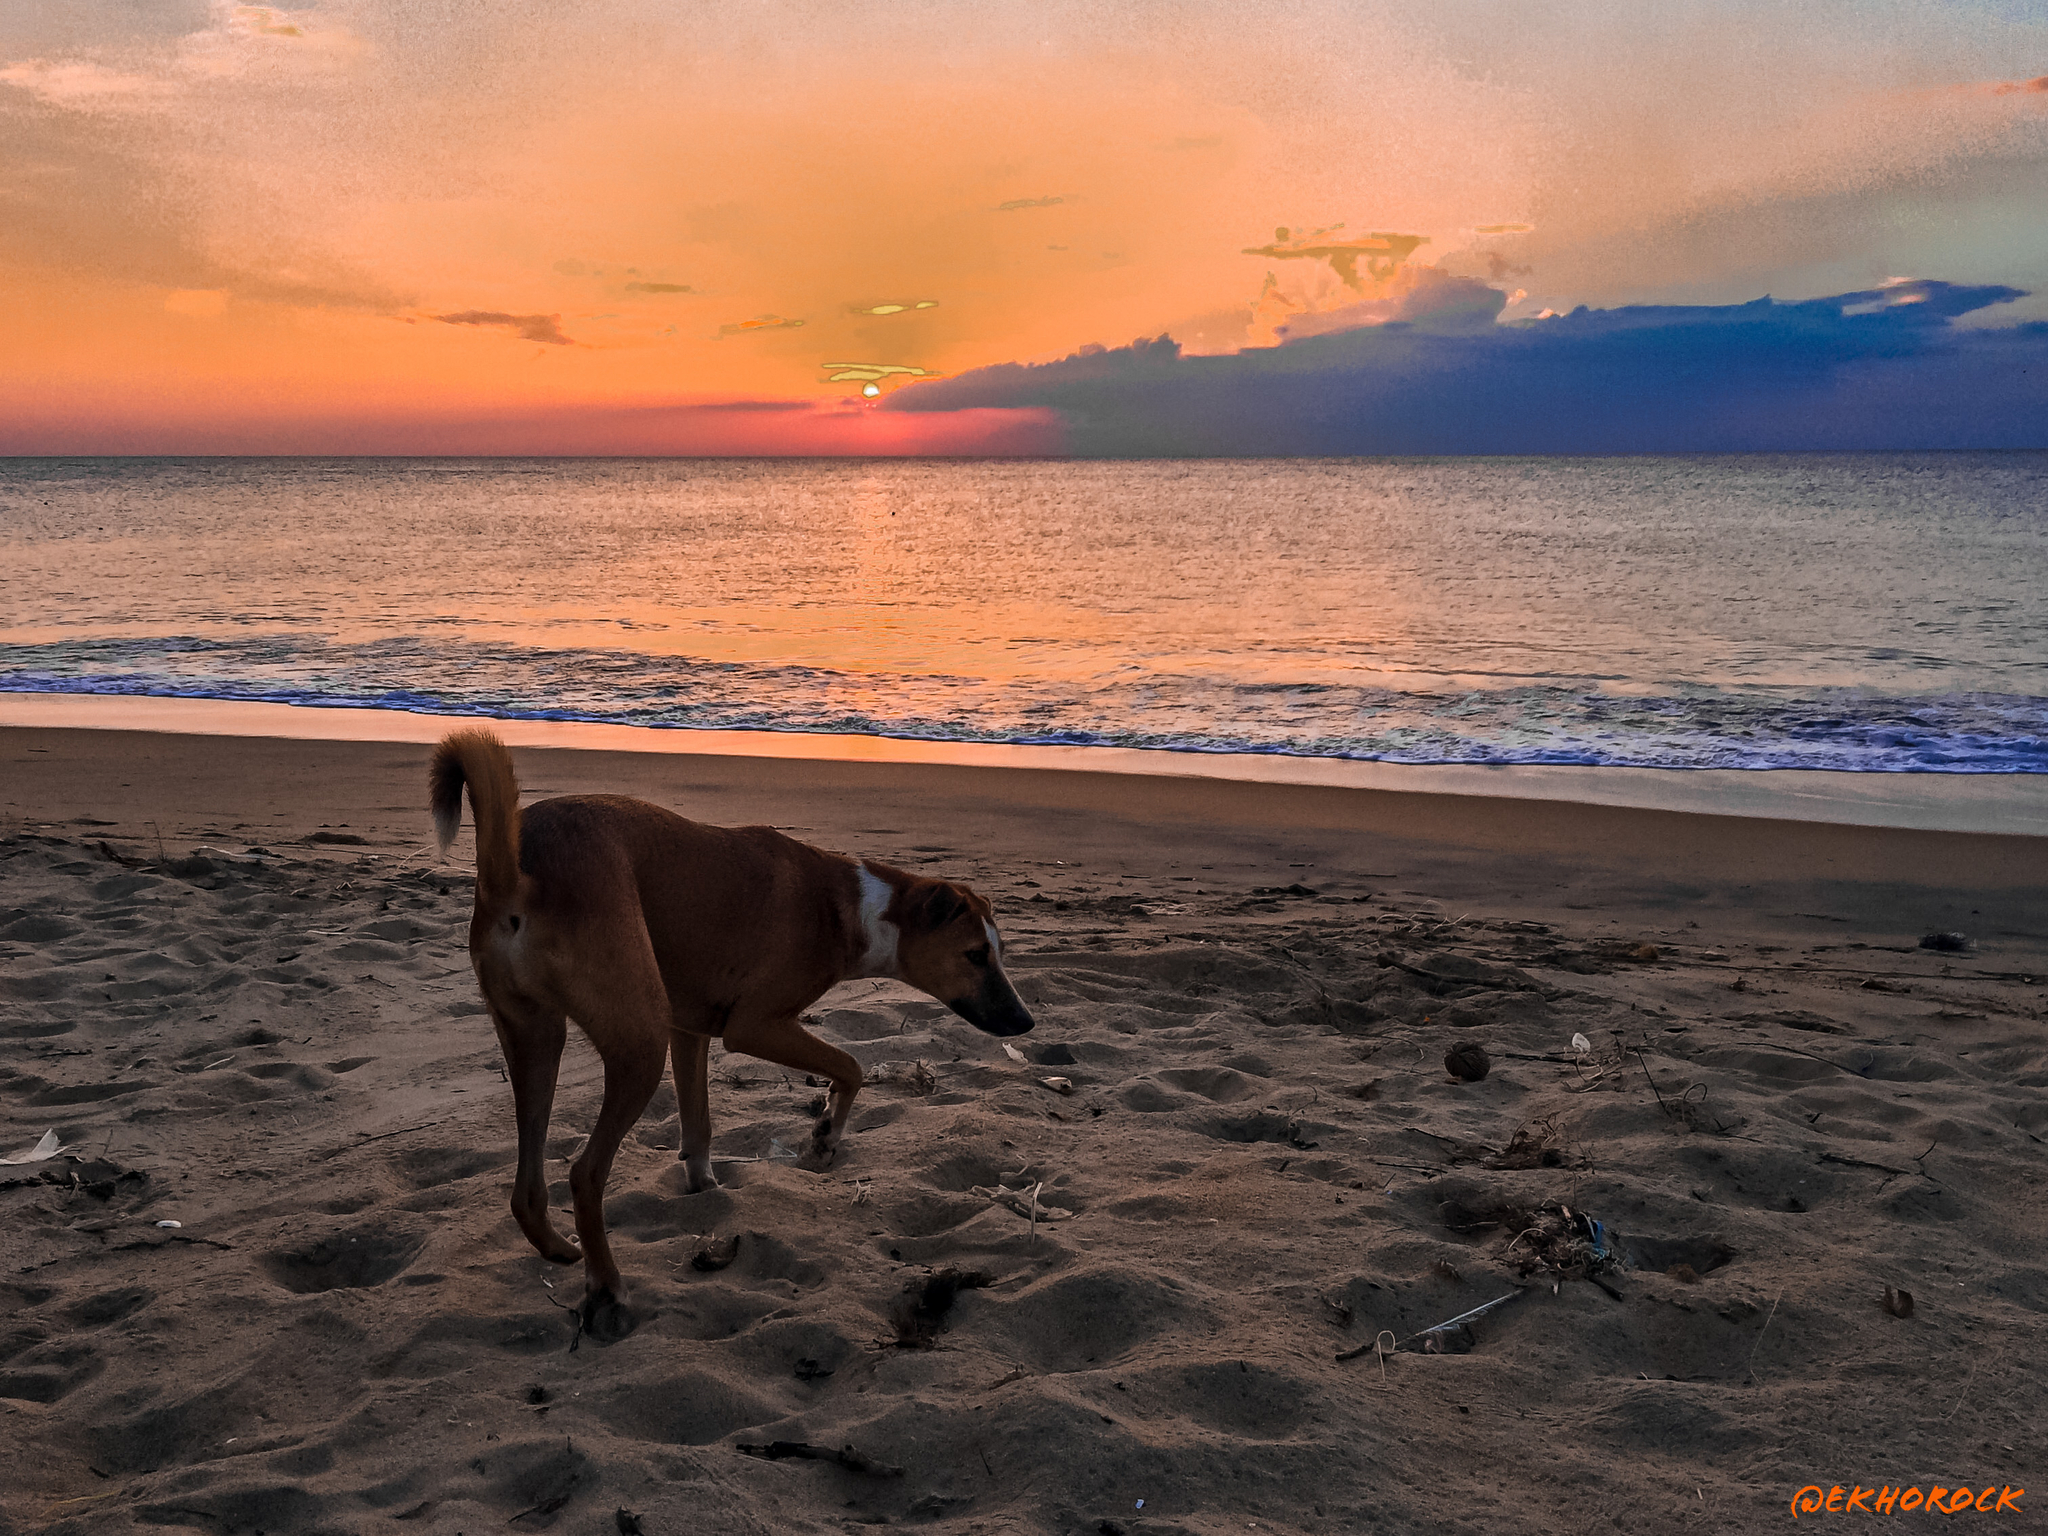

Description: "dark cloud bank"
887 279 2048 453
433 311 573 345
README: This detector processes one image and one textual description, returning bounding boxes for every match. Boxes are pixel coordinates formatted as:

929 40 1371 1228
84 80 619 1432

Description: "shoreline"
5 690 2046 837
6 720 2042 936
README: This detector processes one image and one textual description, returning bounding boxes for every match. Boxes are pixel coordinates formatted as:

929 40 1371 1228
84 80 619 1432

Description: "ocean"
2 455 2045 775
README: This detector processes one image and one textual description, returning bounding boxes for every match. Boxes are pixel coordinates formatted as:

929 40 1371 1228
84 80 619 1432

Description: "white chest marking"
856 864 900 978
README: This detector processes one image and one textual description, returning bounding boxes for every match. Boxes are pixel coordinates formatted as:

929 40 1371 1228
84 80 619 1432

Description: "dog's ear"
907 881 967 931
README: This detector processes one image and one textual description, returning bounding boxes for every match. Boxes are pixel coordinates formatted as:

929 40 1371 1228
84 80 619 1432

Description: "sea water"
2 455 2044 775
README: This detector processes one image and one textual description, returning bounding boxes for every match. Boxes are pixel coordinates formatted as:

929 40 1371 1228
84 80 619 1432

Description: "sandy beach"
4 725 2044 1534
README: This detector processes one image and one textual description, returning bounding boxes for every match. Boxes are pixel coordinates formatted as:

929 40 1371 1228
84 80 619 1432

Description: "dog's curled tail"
429 728 521 909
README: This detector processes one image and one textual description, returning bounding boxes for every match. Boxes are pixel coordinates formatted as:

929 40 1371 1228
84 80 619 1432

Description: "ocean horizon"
5 453 2045 781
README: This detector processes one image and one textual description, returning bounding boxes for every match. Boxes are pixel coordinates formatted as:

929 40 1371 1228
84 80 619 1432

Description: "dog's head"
891 878 1035 1038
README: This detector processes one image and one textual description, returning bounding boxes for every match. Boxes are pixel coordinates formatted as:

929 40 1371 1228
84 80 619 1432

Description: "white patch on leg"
681 1152 717 1193
856 863 901 978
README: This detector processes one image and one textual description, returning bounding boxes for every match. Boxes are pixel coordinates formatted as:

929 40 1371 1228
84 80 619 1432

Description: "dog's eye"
966 945 991 966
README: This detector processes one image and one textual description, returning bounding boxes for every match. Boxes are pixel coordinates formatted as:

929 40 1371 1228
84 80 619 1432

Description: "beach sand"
4 727 2044 1533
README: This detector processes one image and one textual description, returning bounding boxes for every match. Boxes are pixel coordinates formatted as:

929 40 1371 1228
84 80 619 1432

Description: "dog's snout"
979 1003 1036 1037
948 971 1036 1037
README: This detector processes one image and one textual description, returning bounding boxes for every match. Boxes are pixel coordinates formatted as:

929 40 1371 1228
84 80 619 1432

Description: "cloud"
227 6 304 40
0 58 168 106
886 279 2048 453
1240 227 1430 290
823 362 942 380
822 360 944 397
1268 268 1507 340
996 196 1065 211
1242 231 1462 346
624 281 693 293
850 300 938 315
718 315 805 336
2 3 360 109
433 311 573 345
1990 76 2048 96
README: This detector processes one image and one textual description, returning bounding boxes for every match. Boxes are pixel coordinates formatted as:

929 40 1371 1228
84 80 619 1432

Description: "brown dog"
429 728 1035 1339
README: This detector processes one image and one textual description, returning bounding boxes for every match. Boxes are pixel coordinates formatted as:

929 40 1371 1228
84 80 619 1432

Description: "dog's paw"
678 1153 720 1194
532 1228 583 1265
579 1287 641 1345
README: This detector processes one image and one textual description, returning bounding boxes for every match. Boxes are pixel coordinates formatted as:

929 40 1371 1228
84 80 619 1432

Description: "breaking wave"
4 634 2044 774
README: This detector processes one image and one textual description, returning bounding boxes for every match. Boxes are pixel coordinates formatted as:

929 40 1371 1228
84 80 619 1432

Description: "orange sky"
3 2 2045 452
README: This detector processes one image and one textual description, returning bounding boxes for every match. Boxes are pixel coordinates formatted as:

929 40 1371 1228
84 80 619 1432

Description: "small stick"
1403 1288 1525 1347
114 1232 236 1252
735 1441 904 1477
1339 1291 1525 1361
1634 1047 1670 1109
1752 1043 1868 1078
1747 1289 1783 1385
1029 1181 1042 1239
539 1286 584 1352
1942 1356 1980 1422
41 1491 123 1517
320 1120 445 1158
1818 1152 1911 1179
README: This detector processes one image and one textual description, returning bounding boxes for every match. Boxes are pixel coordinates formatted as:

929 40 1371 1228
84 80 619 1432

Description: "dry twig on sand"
1747 1289 1783 1385
736 1442 904 1477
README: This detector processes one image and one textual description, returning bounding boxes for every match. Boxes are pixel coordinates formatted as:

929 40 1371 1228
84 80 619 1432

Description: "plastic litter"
767 1140 799 1161
1408 1288 1525 1345
1039 1076 1075 1095
1571 1210 1615 1264
0 1129 72 1165
156 1220 182 1230
1571 1033 1593 1054
999 1042 1029 1064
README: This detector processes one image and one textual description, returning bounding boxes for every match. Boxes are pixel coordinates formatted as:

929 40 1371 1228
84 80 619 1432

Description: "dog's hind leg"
669 1028 717 1193
561 966 671 1343
490 997 581 1265
723 1012 863 1167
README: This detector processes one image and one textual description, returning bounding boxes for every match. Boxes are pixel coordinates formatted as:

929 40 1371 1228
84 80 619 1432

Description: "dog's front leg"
669 1028 718 1192
722 1012 862 1167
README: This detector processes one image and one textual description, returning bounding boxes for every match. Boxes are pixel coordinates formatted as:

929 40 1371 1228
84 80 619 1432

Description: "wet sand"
4 726 2045 1533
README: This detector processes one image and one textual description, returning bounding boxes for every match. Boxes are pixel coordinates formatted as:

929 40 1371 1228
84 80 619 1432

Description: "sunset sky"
4 1 2045 454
